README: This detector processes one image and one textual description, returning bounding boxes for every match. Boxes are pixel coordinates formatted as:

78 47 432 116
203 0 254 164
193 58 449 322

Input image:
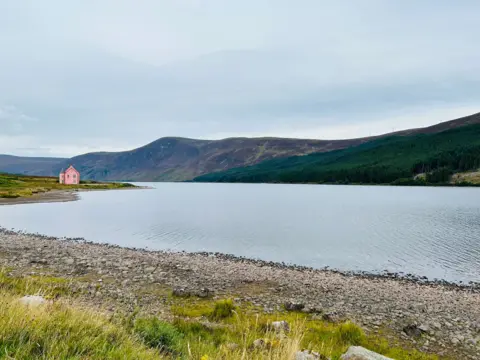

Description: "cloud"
0 1 479 157
0 105 38 134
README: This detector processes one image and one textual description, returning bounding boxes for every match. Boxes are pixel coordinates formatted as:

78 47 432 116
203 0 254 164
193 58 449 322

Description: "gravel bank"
0 186 149 206
0 228 479 359
0 190 78 205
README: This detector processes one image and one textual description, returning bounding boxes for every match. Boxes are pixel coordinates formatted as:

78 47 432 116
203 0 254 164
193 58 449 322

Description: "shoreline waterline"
0 226 478 290
0 185 151 206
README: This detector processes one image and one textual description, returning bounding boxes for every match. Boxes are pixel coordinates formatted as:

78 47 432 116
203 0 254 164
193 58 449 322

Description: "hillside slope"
0 155 65 176
50 137 374 181
194 124 480 185
1 112 479 182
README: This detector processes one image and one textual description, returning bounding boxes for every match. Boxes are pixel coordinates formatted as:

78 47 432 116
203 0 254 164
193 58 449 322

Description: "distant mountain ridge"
1 111 479 181
194 117 480 185
0 155 66 176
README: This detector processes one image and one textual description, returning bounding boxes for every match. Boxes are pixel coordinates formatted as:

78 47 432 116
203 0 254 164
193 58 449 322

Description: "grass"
134 317 183 354
451 169 480 184
210 299 235 320
0 292 161 359
0 172 134 198
0 270 444 360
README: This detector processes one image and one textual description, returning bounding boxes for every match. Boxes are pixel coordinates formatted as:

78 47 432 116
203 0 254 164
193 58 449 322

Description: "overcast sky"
1 1 479 157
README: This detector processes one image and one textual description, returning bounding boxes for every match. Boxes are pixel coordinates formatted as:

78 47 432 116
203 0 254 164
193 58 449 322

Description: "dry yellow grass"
451 169 480 184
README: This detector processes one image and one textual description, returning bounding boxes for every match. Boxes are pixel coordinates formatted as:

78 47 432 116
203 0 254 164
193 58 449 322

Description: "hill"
0 155 65 176
194 123 480 185
1 112 479 182
47 137 375 181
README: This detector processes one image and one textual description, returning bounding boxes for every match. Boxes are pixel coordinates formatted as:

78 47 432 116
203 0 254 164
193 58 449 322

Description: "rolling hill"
1 111 479 182
50 137 373 181
0 155 65 176
194 122 480 185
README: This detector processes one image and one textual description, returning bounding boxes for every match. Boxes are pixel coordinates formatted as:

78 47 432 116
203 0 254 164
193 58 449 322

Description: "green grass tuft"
210 299 235 320
134 317 183 354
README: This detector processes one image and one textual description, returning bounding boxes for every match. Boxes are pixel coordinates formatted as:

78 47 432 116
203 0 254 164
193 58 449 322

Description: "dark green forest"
194 124 480 185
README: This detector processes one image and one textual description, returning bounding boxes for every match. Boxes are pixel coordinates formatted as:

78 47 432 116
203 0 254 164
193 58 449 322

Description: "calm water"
1 183 479 283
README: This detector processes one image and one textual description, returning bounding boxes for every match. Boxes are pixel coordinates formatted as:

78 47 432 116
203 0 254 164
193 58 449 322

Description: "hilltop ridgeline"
0 111 479 182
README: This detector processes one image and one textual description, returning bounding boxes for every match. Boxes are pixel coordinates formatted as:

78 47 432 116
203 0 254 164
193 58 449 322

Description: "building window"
73 174 76 178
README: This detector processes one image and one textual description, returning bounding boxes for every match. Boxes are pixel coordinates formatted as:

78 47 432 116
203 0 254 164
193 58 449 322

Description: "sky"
0 1 479 157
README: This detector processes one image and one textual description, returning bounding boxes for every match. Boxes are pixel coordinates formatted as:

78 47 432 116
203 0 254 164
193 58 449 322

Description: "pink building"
59 165 80 185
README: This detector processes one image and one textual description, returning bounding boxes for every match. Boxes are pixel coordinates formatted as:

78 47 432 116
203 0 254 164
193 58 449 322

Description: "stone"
252 338 265 349
285 301 305 311
418 324 430 333
340 346 394 359
172 287 191 297
295 350 330 360
195 288 213 298
322 311 344 323
65 258 75 265
295 350 322 360
271 320 290 333
19 295 47 307
144 266 156 273
403 324 426 338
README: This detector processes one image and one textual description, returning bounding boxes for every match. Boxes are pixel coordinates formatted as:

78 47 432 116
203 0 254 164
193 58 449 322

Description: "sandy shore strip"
0 227 479 358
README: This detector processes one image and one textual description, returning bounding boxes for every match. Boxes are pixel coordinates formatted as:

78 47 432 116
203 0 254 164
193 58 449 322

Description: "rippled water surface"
1 183 479 282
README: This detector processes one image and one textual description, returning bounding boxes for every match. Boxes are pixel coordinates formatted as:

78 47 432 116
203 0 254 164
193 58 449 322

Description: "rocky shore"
0 189 79 205
0 227 479 359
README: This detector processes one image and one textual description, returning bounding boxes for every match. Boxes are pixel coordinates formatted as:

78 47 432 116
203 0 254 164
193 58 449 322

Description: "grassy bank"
0 270 441 360
0 173 134 198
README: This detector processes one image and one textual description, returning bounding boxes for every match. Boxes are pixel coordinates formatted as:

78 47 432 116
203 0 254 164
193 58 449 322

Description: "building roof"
60 165 79 175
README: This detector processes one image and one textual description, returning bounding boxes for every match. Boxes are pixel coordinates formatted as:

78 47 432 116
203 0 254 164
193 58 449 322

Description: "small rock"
252 338 265 349
418 324 430 333
295 350 326 360
271 320 290 333
172 287 191 297
65 258 74 265
19 295 47 307
195 288 213 298
285 301 305 312
144 266 156 273
340 346 393 359
403 324 426 338
451 337 460 345
322 311 344 323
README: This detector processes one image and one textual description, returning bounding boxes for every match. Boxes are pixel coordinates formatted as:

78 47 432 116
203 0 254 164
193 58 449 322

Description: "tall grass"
0 271 442 360
0 292 161 359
